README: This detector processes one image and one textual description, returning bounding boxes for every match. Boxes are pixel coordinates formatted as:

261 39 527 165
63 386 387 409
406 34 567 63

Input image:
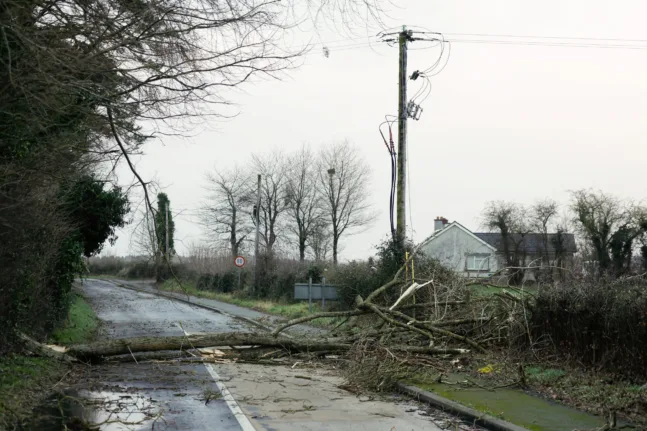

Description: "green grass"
1 292 99 428
526 366 567 385
0 355 65 428
523 366 646 425
161 280 343 328
51 293 98 345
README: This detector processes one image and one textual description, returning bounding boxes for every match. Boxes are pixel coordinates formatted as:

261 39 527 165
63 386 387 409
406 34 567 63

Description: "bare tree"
251 151 290 255
285 145 322 261
530 199 559 264
309 219 333 262
202 166 252 257
482 201 530 283
132 209 158 261
318 141 374 264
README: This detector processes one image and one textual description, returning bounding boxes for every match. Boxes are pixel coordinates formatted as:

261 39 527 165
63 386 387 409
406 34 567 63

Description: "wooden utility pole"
253 174 262 291
165 201 169 263
396 26 411 245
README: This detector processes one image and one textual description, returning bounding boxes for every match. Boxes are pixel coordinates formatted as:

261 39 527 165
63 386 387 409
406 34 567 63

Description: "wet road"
83 278 250 338
115 279 324 336
71 279 251 430
71 279 448 431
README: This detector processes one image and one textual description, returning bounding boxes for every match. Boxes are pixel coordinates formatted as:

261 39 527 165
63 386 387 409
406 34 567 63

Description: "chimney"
434 216 449 232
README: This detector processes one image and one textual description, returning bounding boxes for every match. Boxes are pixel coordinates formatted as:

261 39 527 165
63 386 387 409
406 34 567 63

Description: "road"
114 279 324 336
83 278 250 338
67 279 457 430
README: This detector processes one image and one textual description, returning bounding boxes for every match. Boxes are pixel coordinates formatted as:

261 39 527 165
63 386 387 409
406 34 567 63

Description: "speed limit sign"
234 256 246 268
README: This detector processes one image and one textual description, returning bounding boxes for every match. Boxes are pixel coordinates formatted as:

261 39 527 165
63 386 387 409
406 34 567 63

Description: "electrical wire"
426 41 451 77
445 38 647 50
406 131 414 243
379 115 397 239
442 32 647 44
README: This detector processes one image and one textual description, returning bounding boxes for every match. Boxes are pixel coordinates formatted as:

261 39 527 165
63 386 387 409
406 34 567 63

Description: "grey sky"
104 0 647 261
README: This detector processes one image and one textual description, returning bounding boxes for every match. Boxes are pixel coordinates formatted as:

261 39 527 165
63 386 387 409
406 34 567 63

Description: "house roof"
419 221 498 252
473 232 577 254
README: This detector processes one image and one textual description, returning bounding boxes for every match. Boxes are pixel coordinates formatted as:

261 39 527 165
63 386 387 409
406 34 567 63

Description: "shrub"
529 278 647 378
329 261 382 308
87 256 127 275
196 271 249 293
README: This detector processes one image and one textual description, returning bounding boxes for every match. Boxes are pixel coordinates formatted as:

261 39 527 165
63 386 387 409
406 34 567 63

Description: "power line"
445 37 647 50
443 32 647 44
313 30 647 50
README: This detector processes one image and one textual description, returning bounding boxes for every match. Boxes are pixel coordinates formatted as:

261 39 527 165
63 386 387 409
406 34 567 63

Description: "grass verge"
457 356 646 429
0 292 98 428
161 280 343 328
0 355 65 429
51 293 99 345
522 365 646 427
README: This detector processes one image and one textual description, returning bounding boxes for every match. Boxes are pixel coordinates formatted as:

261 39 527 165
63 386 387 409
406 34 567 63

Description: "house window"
466 255 490 271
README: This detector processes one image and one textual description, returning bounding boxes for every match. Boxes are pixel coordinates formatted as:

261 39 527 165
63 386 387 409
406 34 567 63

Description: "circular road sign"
234 256 246 268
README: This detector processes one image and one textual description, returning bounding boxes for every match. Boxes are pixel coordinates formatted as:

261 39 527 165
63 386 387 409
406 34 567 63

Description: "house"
419 217 577 279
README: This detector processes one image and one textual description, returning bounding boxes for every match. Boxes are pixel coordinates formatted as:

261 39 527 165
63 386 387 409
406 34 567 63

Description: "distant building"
419 217 577 280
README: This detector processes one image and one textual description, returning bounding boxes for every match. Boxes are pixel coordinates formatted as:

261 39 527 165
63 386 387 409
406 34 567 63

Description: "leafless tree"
285 145 323 261
250 151 290 255
202 166 253 257
482 201 530 283
308 219 333 262
132 209 158 261
530 199 559 264
318 141 374 264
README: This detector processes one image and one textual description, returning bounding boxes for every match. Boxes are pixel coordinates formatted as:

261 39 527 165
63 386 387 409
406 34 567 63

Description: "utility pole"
396 26 411 246
253 174 261 292
165 201 169 263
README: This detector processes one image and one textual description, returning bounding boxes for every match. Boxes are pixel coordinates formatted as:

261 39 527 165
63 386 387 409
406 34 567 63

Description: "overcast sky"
103 0 647 261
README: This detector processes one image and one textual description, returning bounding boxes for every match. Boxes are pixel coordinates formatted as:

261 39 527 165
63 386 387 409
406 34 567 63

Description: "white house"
419 217 499 278
419 217 577 280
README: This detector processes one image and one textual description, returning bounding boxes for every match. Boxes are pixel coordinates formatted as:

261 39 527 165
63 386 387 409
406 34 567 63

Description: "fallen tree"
68 333 351 361
25 252 520 366
64 332 471 362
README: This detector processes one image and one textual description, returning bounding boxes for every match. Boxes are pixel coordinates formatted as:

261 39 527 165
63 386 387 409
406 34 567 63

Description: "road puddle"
25 389 159 430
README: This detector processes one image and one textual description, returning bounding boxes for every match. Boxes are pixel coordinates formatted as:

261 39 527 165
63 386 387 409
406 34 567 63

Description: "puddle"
25 389 159 430
410 373 637 431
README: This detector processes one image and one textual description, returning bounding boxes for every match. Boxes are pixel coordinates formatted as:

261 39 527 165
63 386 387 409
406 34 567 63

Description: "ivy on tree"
155 193 175 259
62 175 130 257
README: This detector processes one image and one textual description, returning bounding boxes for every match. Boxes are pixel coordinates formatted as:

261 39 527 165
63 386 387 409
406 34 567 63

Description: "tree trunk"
299 236 306 261
230 208 238 257
68 333 352 361
61 331 470 363
332 226 339 264
333 238 338 264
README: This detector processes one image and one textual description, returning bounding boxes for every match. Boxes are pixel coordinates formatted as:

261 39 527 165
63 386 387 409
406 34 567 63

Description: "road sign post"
234 256 246 291
308 276 312 313
234 256 246 268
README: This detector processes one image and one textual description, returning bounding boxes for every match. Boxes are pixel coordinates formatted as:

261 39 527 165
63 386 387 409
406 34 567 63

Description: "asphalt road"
71 279 451 431
116 279 324 336
74 279 251 430
83 278 250 338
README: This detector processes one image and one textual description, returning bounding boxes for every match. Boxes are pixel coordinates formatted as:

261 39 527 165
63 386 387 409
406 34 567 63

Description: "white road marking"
176 323 256 431
205 364 256 431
